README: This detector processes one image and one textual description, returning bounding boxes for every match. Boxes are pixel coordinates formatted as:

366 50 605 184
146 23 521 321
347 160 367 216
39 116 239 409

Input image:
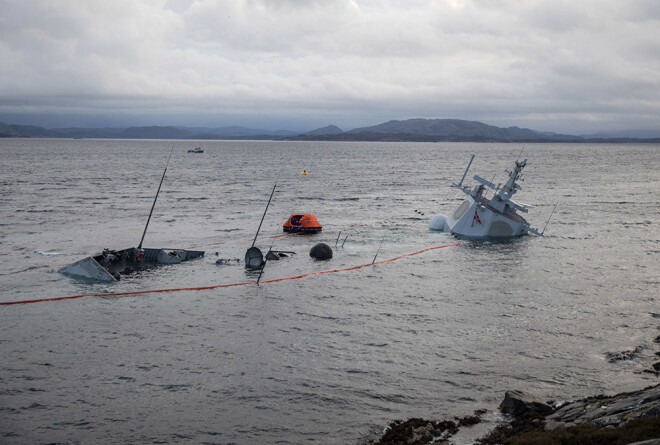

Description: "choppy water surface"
1 138 658 444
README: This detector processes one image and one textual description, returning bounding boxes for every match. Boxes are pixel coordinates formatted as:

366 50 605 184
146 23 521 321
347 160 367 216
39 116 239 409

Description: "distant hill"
49 127 125 138
116 125 298 139
347 118 540 140
306 125 344 136
581 129 660 139
287 118 583 142
0 122 56 137
0 122 298 139
175 126 298 138
119 126 189 139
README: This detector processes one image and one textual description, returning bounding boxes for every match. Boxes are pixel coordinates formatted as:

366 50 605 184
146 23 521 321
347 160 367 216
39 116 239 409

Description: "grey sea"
1 138 658 444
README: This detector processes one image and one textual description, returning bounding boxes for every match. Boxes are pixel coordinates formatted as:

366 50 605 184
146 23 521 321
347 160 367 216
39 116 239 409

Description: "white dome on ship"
429 214 448 231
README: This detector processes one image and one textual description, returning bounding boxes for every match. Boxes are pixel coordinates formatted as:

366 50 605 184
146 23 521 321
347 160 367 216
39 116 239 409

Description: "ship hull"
59 247 204 281
441 196 528 240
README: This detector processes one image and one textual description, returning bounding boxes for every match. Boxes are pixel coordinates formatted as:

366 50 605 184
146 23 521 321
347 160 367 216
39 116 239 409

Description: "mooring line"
187 232 300 250
0 243 459 306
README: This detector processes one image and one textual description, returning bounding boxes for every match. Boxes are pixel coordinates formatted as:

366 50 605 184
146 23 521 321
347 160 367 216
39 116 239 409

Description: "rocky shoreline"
367 384 660 444
364 332 660 444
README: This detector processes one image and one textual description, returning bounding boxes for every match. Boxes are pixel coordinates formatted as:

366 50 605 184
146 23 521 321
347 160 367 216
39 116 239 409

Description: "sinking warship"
429 154 543 240
59 149 204 281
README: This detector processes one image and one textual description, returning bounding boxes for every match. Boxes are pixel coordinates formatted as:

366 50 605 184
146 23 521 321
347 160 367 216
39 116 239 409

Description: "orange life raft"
283 213 322 233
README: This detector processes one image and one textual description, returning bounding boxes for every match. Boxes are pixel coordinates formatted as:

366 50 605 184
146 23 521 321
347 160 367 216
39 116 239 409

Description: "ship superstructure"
429 155 542 239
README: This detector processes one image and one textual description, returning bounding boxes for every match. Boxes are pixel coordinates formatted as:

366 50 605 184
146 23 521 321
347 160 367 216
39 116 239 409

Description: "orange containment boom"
283 213 322 233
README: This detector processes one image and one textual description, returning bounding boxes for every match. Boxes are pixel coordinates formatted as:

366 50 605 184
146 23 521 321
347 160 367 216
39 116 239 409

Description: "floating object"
429 154 542 240
301 170 309 175
244 246 264 269
215 258 241 265
265 250 296 261
187 147 204 153
283 213 322 233
245 184 277 269
429 214 448 231
310 243 333 260
255 248 297 283
58 145 204 282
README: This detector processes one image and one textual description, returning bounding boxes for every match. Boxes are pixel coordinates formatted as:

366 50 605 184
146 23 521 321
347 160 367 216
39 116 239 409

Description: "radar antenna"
542 203 558 235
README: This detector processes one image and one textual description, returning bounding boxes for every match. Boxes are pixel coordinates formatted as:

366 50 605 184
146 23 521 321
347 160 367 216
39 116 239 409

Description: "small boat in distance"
283 213 322 233
187 147 204 153
429 155 542 240
301 170 309 175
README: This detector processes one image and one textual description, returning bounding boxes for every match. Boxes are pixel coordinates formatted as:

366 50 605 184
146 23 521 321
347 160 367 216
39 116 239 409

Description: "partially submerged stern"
59 247 204 281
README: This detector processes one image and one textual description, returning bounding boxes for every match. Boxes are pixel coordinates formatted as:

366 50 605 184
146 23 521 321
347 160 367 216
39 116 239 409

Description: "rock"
605 346 644 363
374 418 458 444
480 385 660 443
499 390 553 417
544 384 660 431
457 414 481 427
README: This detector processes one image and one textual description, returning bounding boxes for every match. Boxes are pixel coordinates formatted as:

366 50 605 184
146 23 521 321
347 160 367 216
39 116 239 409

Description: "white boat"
429 155 542 240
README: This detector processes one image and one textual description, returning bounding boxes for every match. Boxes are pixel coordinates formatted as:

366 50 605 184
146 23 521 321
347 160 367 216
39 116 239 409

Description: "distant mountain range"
295 119 660 142
0 122 298 140
1 119 659 142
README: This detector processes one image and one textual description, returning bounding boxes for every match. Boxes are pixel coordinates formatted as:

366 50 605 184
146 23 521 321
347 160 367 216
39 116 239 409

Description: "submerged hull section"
58 247 204 281
58 256 117 281
443 196 528 240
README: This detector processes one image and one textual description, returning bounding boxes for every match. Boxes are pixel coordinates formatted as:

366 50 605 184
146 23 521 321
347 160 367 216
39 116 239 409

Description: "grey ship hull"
59 247 204 282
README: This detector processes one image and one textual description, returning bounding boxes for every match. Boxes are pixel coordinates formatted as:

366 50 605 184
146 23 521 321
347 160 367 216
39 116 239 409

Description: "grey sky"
1 0 659 133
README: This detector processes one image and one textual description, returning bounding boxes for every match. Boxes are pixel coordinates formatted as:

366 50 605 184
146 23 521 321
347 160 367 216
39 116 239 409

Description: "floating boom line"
1 243 459 306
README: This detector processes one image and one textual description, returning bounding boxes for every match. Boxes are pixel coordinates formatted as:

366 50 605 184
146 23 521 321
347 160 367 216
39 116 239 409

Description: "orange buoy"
283 213 322 233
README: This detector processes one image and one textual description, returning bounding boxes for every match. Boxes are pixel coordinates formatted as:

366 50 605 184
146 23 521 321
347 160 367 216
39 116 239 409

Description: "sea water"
1 138 658 444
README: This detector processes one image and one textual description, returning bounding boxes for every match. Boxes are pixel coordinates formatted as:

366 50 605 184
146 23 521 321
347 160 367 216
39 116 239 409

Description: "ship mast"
497 158 526 201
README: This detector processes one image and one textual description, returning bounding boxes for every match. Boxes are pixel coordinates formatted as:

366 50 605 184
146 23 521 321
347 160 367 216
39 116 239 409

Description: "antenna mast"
252 184 277 248
138 144 175 249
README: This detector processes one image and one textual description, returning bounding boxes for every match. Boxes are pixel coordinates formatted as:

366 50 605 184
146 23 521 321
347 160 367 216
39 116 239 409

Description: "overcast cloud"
1 0 659 133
